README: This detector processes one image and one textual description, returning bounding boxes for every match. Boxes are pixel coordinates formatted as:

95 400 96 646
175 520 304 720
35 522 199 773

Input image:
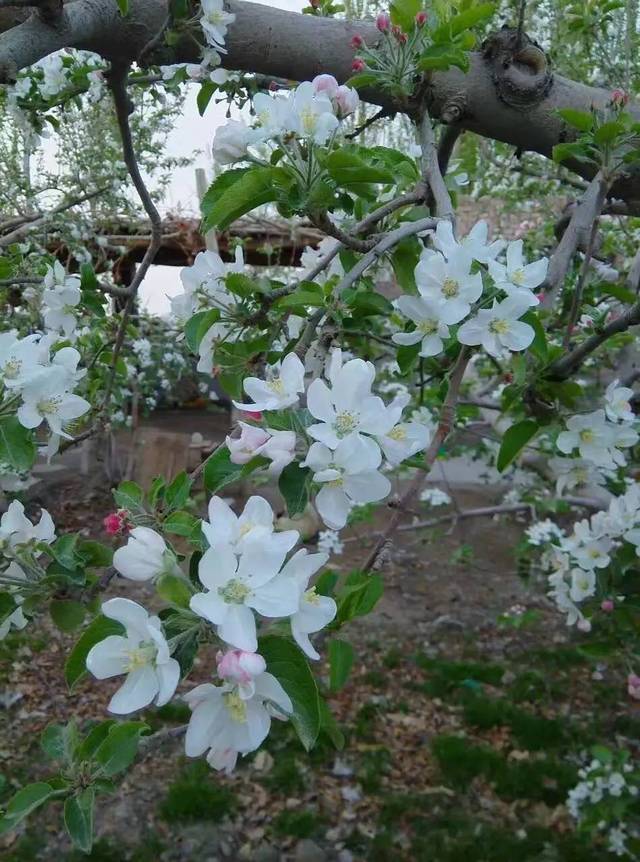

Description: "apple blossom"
199 0 235 51
226 422 271 465
627 673 640 700
17 371 90 438
302 434 391 530
287 81 339 144
0 500 55 549
312 74 339 99
212 119 251 164
334 85 359 117
280 548 336 659
556 410 617 469
457 294 534 357
306 355 395 450
190 538 299 651
258 429 297 475
549 457 607 497
569 567 596 602
113 527 177 582
301 237 343 282
201 495 297 553
376 414 431 466
183 671 292 773
488 240 548 304
605 379 635 423
0 332 43 389
415 248 483 324
431 219 505 264
233 352 305 412
86 597 179 714
392 295 450 357
252 91 294 140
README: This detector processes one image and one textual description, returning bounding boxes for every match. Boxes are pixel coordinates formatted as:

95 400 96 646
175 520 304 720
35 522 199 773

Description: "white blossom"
415 248 483 324
556 410 617 469
233 353 305 412
113 527 175 582
199 0 235 51
281 548 335 659
212 119 251 165
392 295 450 357
457 294 534 357
86 598 179 714
431 219 505 264
488 239 547 305
605 379 635 423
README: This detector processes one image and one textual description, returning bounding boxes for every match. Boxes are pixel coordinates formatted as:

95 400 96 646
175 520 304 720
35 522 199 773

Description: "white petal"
218 603 257 651
86 635 128 679
108 665 159 714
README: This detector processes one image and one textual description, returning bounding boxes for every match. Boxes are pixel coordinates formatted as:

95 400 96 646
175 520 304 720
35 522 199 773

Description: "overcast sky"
141 0 306 315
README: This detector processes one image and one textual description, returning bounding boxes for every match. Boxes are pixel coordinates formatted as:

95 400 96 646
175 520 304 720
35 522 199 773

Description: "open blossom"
430 219 505 264
199 0 235 50
233 353 305 412
488 240 547 304
302 434 391 530
556 410 617 469
0 332 43 389
457 294 534 357
548 457 606 497
173 247 243 327
604 379 635 423
190 536 299 651
226 422 271 465
113 527 175 582
184 671 292 773
17 371 90 439
375 394 431 466
212 119 251 164
392 295 450 357
415 248 483 324
0 500 55 548
288 80 339 144
307 352 394 451
43 282 81 337
283 549 336 659
569 567 597 602
201 495 297 554
252 91 294 139
226 423 296 475
86 598 179 714
311 74 359 117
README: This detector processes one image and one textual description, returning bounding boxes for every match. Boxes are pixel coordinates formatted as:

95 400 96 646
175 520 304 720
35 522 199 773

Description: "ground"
0 409 635 862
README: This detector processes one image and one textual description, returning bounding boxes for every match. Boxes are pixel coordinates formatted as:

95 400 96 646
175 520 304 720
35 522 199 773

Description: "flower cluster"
567 751 639 857
211 74 359 165
542 482 640 629
86 495 336 771
0 329 90 443
0 501 56 639
393 221 547 359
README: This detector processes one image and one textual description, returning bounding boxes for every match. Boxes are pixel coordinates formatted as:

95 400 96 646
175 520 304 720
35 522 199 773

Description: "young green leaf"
64 788 95 853
329 639 355 692
0 783 56 836
50 599 86 633
0 416 36 471
202 167 284 230
278 462 310 517
93 722 149 777
496 419 539 472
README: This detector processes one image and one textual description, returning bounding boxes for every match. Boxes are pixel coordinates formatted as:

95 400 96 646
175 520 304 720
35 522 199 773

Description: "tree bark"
1 0 639 207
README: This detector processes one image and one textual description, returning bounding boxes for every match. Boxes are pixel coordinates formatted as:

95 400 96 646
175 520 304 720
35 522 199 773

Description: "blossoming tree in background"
0 0 640 855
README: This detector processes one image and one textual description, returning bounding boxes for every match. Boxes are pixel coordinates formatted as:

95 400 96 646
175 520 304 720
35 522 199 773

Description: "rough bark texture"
0 1 639 205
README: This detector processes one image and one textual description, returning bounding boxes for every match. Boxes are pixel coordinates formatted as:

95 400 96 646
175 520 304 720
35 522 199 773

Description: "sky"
141 0 306 316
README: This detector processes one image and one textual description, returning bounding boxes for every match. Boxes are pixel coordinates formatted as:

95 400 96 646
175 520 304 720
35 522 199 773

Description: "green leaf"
93 722 148 777
496 419 539 472
603 282 636 304
164 471 192 512
278 462 310 517
0 783 55 835
275 282 325 309
558 108 594 132
40 722 80 764
163 510 199 536
258 635 321 751
348 291 393 317
76 721 116 762
202 167 284 231
65 615 125 689
594 120 624 145
77 540 113 569
197 80 216 116
552 141 595 165
335 571 384 627
203 446 268 495
326 149 394 189
0 416 36 471
225 273 259 298
318 699 345 750
156 573 193 609
521 311 548 361
419 44 470 72
0 591 17 625
50 600 86 633
445 3 495 37
329 639 354 692
389 0 421 31
344 72 381 90
64 788 95 853
113 480 144 512
184 309 221 353
115 0 129 14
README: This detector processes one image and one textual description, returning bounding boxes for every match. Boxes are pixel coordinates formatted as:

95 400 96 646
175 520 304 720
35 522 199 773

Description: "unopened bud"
351 58 366 72
350 34 364 49
376 12 391 32
415 10 427 26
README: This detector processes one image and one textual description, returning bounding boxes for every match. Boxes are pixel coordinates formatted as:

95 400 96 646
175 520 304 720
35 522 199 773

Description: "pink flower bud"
241 410 263 421
350 34 364 49
103 510 129 536
226 421 271 465
376 12 391 31
217 649 266 685
335 84 360 117
628 673 640 700
601 599 614 613
312 74 339 99
612 88 629 106
392 24 407 42
577 617 592 633
351 58 366 72
268 80 279 91
415 10 427 26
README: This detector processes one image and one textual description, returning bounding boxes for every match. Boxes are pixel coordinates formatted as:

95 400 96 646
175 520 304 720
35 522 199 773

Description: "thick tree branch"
1 2 640 203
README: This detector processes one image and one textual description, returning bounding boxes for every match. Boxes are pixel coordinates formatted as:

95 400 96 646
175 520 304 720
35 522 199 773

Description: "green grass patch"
159 761 236 823
271 808 322 838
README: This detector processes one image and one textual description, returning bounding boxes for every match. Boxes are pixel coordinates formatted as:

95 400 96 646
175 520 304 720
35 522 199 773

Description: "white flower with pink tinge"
233 353 305 413
226 422 296 476
184 661 292 773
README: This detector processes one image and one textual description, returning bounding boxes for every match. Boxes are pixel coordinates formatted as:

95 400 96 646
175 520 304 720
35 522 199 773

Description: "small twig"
361 348 470 572
138 13 171 65
516 0 527 48
0 187 109 248
345 107 391 140
418 108 454 222
563 217 599 349
311 213 379 253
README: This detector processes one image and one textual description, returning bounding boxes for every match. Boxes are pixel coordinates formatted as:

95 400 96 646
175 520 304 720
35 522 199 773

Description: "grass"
159 761 236 823
271 808 322 838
